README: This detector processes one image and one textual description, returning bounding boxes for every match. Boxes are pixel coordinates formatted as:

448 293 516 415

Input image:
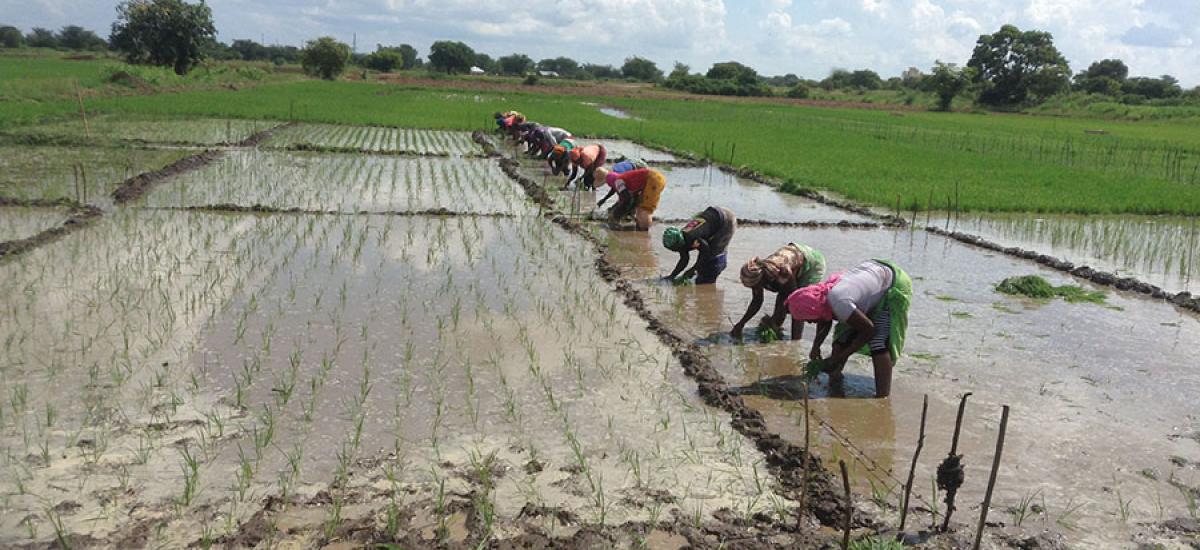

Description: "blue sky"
6 0 1198 85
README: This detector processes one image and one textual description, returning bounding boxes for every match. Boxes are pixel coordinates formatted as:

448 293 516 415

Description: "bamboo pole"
973 406 1010 550
840 460 852 550
74 81 91 139
898 394 929 533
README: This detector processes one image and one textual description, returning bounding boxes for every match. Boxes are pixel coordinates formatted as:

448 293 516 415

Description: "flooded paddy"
604 225 1200 548
264 123 481 156
1 183 787 546
0 145 194 208
3 116 273 146
143 150 536 215
929 212 1200 295
0 205 69 242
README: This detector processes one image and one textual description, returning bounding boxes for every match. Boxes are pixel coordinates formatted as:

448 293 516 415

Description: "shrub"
785 84 810 99
301 37 350 80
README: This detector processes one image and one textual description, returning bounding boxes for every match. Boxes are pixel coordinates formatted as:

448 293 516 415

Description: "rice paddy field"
1 55 1199 548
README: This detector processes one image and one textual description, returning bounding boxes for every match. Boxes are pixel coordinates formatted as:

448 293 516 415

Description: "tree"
58 26 106 50
622 56 662 82
706 61 758 83
669 62 690 80
820 69 852 90
537 57 580 78
1074 58 1128 95
901 67 924 88
231 39 268 61
1122 75 1182 100
928 61 971 111
428 40 475 74
26 27 58 48
364 49 403 72
785 83 810 99
848 69 882 90
110 0 217 75
395 44 419 69
301 36 350 80
582 63 620 79
0 26 22 48
473 53 496 74
497 53 533 76
967 24 1070 107
766 73 801 87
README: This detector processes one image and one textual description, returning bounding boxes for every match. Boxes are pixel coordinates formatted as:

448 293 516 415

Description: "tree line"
4 3 1197 110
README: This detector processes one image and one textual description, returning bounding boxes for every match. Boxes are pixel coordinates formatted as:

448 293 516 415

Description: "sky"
5 0 1199 86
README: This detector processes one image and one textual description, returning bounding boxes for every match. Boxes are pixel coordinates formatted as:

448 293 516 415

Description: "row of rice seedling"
0 145 193 208
0 209 786 546
265 123 480 156
144 150 536 215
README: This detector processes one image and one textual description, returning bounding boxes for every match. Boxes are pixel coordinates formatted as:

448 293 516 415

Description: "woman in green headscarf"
661 206 737 285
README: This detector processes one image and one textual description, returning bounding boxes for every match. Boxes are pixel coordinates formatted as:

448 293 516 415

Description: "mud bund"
0 198 102 259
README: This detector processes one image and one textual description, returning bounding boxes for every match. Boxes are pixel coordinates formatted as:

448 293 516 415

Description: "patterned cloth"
739 243 826 290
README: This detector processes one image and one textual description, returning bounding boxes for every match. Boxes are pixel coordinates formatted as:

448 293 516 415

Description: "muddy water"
604 225 1200 548
264 123 481 156
0 210 788 547
144 149 536 215
0 206 69 242
584 139 680 163
928 211 1200 295
510 153 873 224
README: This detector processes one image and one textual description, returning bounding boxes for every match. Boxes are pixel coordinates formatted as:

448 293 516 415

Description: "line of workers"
496 111 911 398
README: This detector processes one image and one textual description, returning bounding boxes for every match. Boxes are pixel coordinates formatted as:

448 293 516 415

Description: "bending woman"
731 243 826 340
785 259 912 398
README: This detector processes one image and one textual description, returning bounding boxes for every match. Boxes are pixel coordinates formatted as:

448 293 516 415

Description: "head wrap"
785 273 842 321
662 227 686 251
568 148 581 162
594 166 609 182
739 257 765 287
552 145 566 157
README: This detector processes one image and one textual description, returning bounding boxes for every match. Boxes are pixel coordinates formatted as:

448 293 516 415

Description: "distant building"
469 66 486 75
538 70 559 78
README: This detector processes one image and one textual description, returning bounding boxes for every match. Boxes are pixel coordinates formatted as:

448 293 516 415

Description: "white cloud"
861 0 888 16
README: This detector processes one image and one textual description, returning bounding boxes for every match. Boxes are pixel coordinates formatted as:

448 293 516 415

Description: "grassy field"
4 52 1199 215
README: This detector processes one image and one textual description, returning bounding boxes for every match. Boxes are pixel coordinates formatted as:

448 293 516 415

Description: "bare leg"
871 352 893 398
634 208 653 231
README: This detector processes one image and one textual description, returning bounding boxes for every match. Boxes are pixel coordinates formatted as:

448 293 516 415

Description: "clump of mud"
996 275 1107 304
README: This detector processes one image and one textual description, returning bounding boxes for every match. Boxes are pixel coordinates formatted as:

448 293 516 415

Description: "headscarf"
662 227 686 251
785 273 842 321
594 166 609 182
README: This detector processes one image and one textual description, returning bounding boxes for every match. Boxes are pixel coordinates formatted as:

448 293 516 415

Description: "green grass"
4 54 1200 215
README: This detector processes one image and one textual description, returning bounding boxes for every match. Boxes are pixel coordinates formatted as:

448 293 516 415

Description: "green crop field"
4 52 1199 215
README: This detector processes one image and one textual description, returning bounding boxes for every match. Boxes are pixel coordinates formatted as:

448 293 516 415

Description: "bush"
364 50 403 73
785 84 809 99
301 37 350 80
523 74 539 86
664 74 771 97
110 0 217 75
0 26 23 48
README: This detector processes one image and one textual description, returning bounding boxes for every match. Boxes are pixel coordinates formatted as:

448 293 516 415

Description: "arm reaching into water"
731 286 765 338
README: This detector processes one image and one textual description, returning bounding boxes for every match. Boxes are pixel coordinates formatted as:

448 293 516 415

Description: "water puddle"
598 106 638 120
0 206 69 242
928 212 1200 294
603 225 1200 548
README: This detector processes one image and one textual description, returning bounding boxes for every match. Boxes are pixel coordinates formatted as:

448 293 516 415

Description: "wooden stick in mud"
899 394 929 533
800 380 811 512
940 392 972 532
972 405 1009 550
74 81 91 139
840 459 852 550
